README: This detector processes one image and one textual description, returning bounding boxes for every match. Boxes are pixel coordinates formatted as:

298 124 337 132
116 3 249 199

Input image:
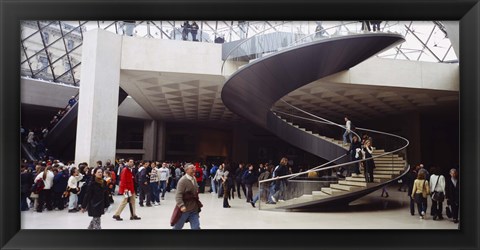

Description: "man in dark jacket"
20 165 34 211
243 164 257 202
138 161 152 207
406 167 418 216
235 164 247 199
445 168 459 223
271 157 289 203
52 167 69 210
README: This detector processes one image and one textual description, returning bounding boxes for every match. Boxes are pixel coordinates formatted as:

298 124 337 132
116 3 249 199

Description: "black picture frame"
1 0 478 249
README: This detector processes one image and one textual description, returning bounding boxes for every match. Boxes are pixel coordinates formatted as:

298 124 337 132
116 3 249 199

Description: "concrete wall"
121 36 223 75
21 78 78 108
323 57 459 91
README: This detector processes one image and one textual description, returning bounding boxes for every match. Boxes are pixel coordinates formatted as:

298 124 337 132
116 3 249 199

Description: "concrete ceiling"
276 80 458 123
119 67 458 124
120 70 241 122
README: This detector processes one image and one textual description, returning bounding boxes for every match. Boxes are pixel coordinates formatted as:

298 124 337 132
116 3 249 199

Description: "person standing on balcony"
371 21 382 32
190 21 199 41
181 21 191 41
123 21 135 36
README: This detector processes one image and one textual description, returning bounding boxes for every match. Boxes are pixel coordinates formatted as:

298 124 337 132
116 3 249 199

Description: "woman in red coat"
112 158 141 221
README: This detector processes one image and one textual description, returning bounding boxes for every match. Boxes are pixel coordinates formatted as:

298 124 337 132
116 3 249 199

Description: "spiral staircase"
221 22 410 210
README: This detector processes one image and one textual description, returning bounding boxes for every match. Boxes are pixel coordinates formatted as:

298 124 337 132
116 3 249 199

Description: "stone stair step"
374 170 401 174
345 177 382 183
321 187 347 196
358 174 394 179
374 167 405 171
375 164 405 171
374 162 405 165
337 180 371 187
312 191 330 197
330 184 363 192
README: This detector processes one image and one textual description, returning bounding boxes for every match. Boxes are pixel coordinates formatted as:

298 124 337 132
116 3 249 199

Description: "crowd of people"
21 95 77 160
20 153 460 229
404 164 460 223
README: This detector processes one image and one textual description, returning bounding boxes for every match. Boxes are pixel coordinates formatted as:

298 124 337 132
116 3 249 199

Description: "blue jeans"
211 178 217 193
172 210 200 229
159 181 167 198
170 178 177 190
149 182 160 203
252 187 264 204
343 130 352 144
272 180 286 201
268 183 276 203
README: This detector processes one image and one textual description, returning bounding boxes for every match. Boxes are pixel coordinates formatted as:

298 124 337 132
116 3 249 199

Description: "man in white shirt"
158 163 170 200
342 116 352 145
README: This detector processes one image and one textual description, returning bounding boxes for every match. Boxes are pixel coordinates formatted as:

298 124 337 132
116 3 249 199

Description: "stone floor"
21 185 459 229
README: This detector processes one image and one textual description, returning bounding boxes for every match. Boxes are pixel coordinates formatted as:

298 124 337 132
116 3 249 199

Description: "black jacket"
52 170 69 193
82 179 110 217
445 177 459 205
21 171 34 194
243 171 257 185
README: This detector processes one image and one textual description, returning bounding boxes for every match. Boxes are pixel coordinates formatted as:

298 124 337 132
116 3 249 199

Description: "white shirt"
185 173 196 186
429 174 446 193
67 173 84 189
158 167 170 181
34 170 54 189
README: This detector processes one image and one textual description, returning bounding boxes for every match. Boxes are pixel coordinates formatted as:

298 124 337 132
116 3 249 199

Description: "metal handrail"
221 21 384 76
260 104 409 184
220 21 292 74
279 99 363 143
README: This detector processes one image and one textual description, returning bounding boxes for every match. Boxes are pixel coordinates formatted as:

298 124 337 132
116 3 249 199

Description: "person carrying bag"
411 171 430 219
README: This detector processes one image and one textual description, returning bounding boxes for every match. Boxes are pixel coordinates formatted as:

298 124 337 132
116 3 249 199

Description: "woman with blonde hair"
411 171 430 219
270 157 289 203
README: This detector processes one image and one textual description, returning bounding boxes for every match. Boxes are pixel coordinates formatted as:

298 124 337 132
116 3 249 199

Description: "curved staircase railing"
256 101 409 210
220 20 407 210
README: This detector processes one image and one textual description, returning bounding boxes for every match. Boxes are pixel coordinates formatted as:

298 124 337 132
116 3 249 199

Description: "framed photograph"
1 0 478 249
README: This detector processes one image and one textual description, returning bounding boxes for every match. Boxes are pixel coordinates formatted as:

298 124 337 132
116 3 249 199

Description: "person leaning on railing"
270 157 289 203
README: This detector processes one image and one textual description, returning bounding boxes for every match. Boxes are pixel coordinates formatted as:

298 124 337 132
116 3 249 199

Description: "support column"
74 29 122 167
156 121 166 161
143 120 157 160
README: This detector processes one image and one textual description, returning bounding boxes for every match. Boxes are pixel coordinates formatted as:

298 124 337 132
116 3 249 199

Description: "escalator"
43 87 128 159
221 22 409 209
